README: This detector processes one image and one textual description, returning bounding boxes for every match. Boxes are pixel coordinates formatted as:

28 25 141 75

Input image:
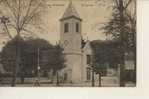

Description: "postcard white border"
0 0 148 99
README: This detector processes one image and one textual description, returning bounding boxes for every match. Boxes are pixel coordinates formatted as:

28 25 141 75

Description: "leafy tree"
23 41 65 86
23 40 65 86
1 35 25 84
1 37 51 83
48 45 65 86
98 0 136 86
1 37 65 85
1 35 25 72
23 38 53 76
91 40 121 86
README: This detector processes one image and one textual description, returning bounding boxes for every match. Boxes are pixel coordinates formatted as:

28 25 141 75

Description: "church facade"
59 2 93 83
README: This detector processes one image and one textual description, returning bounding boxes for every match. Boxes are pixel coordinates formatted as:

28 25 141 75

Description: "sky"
37 0 112 44
0 0 113 49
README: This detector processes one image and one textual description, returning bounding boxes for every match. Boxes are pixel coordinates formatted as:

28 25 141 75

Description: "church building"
59 2 93 83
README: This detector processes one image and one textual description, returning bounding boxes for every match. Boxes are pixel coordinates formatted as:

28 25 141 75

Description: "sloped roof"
60 1 81 21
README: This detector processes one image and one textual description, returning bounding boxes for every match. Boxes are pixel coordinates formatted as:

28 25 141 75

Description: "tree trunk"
51 69 54 83
92 68 95 87
11 34 21 87
56 71 59 86
20 73 25 84
20 76 24 84
119 60 125 87
134 46 136 84
11 56 19 86
11 66 17 87
98 73 101 87
119 0 126 87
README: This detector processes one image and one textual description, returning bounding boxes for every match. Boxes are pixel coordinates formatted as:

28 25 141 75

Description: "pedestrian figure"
33 78 40 86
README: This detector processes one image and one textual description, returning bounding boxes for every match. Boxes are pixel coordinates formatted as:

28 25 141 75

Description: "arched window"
64 23 69 33
87 55 91 65
76 22 79 33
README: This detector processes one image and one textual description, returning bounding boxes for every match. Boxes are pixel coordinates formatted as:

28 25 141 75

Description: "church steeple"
60 0 82 53
59 1 83 83
60 1 82 21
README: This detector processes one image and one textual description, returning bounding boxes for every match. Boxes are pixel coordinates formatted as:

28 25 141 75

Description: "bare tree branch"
114 0 119 8
20 0 42 31
124 0 132 10
1 0 46 39
3 22 13 39
22 27 37 38
4 0 17 20
0 0 4 4
20 0 34 31
7 23 17 30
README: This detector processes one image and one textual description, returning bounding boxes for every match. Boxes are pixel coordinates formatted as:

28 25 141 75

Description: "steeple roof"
60 1 81 21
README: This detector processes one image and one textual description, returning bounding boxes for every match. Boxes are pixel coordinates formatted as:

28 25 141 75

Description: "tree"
125 1 136 83
1 35 25 84
2 37 65 86
24 38 53 75
1 37 54 84
0 0 48 86
91 40 121 86
49 45 65 86
91 40 107 87
98 0 136 86
1 35 24 72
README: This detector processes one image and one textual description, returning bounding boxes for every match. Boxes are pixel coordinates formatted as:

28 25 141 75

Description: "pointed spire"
60 1 81 21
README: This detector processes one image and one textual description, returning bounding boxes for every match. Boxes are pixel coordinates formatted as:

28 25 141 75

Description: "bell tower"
60 1 83 83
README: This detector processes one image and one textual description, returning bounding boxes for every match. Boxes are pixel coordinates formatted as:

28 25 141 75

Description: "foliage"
0 0 48 86
48 45 65 75
1 35 25 72
21 38 54 76
1 36 65 77
91 40 121 75
99 0 136 86
101 0 136 52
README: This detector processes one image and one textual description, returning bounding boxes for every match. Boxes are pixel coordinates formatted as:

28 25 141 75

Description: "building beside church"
59 2 93 83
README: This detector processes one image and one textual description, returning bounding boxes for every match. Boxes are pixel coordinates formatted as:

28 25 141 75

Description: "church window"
64 23 69 33
76 22 79 33
86 68 91 80
87 55 91 65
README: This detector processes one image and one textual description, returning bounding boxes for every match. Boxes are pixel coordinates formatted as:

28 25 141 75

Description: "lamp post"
33 47 40 86
37 47 40 85
90 55 95 87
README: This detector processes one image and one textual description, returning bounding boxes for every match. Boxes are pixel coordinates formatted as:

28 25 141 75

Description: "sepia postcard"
0 0 136 87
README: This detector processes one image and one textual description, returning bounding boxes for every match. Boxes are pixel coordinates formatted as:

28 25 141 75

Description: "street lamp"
37 47 41 85
37 65 40 80
33 47 41 86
